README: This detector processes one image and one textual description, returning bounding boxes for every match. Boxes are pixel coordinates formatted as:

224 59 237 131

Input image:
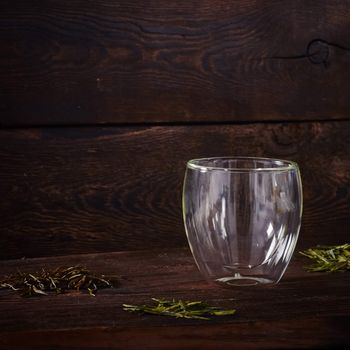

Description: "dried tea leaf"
123 299 236 320
32 285 48 296
300 243 350 272
0 266 118 297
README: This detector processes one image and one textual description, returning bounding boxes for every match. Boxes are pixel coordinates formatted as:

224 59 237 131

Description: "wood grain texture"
1 0 350 125
0 249 349 349
0 121 349 259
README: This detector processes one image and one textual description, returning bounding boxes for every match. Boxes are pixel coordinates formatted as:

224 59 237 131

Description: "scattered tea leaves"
0 266 118 297
123 298 236 320
300 243 350 272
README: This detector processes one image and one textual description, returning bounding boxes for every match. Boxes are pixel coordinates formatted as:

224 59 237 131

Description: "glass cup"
182 157 303 286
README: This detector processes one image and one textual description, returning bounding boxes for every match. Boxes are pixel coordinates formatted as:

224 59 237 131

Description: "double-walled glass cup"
182 157 303 286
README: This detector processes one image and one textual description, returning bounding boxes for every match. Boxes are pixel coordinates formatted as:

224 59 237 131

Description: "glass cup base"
215 274 274 287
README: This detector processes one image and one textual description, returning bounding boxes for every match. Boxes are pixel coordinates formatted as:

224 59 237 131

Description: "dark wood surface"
2 0 350 126
1 121 350 260
0 248 349 349
1 1 349 346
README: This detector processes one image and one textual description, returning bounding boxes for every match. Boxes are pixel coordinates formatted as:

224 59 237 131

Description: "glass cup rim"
186 156 299 172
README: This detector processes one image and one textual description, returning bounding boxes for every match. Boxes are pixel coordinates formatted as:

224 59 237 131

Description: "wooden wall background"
1 0 350 260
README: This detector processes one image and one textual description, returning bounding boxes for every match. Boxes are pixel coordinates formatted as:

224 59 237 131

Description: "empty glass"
182 157 303 286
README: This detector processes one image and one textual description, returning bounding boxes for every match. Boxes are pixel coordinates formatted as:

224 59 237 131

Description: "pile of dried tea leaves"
300 243 350 272
0 265 118 297
123 298 236 320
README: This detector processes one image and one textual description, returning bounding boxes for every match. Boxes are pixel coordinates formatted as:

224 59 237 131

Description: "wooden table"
0 248 349 349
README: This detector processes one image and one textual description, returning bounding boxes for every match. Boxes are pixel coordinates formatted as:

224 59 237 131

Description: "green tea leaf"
211 310 236 316
123 299 236 320
300 243 350 272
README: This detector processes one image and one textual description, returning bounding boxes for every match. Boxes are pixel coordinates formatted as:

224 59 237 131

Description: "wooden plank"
0 121 349 259
1 320 349 350
0 249 349 349
1 0 350 125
